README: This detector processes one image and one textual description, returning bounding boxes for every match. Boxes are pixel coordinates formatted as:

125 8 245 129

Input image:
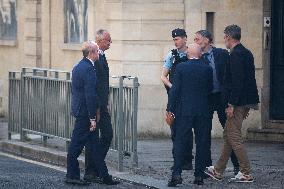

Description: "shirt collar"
98 49 104 55
86 57 94 66
203 46 213 55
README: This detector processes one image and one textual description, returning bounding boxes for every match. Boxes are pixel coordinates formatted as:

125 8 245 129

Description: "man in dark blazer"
65 41 118 185
194 30 239 174
84 29 117 183
167 44 213 187
205 25 259 183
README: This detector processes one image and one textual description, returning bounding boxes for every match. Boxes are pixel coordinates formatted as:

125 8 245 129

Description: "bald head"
82 40 99 61
187 43 202 59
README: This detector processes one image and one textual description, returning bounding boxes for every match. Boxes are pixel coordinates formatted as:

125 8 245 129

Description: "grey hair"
82 40 97 57
195 30 213 43
95 29 109 41
224 24 241 40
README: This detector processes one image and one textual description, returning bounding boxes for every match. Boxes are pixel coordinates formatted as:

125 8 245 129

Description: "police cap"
172 28 187 38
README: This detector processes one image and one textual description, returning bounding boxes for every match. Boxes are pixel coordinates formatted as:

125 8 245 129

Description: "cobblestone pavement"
130 139 284 189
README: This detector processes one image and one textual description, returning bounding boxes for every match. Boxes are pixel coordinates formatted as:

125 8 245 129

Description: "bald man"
66 41 118 186
167 44 213 186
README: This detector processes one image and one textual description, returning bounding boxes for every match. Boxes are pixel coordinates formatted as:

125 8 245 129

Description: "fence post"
118 76 124 172
132 77 139 168
20 68 26 141
42 70 48 147
65 72 71 151
8 72 13 140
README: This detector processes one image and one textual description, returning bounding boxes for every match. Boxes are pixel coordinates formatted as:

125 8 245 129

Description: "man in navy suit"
65 41 118 185
194 30 239 174
167 44 213 187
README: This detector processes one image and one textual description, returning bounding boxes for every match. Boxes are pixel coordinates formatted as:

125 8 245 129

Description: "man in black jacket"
194 30 239 175
205 25 259 183
84 30 119 185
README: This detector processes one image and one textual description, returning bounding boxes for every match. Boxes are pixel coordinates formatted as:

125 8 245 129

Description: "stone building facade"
0 0 283 141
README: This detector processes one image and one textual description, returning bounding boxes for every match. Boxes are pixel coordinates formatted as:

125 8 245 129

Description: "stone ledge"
0 40 17 47
247 128 284 142
60 43 82 51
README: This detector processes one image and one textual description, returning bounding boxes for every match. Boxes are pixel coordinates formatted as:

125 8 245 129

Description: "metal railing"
8 67 139 171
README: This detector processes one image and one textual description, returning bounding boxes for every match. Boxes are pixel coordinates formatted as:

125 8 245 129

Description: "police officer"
194 30 240 175
161 28 193 170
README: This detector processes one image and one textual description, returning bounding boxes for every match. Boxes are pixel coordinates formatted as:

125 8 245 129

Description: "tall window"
64 0 88 43
0 0 17 40
206 12 214 43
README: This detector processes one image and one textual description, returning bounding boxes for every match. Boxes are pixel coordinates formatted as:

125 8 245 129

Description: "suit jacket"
224 43 259 106
167 59 213 117
212 47 229 87
202 47 229 89
71 57 98 119
95 53 109 107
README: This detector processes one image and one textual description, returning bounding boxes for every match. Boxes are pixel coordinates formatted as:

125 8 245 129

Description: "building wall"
0 0 264 137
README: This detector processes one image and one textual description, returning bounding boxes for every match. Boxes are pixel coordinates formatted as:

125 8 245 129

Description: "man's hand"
90 119 96 132
226 105 234 118
165 111 175 126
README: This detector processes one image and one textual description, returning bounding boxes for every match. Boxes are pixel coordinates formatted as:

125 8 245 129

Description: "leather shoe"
193 176 204 185
83 174 101 183
102 175 120 185
168 175 182 187
65 178 91 185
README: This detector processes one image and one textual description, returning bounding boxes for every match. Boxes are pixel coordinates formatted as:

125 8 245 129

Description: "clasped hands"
90 109 101 132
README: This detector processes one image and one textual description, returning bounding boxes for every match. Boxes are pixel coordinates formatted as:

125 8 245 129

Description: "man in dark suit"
65 41 118 185
167 44 213 187
84 29 117 183
205 25 259 183
194 30 239 174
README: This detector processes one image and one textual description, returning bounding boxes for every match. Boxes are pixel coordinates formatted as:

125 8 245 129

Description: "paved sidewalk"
132 139 284 188
1 134 284 189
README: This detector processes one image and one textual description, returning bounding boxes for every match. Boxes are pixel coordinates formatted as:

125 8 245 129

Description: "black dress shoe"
83 174 101 183
102 175 120 185
193 176 204 185
65 178 91 185
168 175 182 187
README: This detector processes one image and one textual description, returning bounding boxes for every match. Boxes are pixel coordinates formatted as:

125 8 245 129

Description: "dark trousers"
66 117 109 179
207 92 239 168
172 116 211 177
171 122 193 163
85 106 113 176
167 92 193 164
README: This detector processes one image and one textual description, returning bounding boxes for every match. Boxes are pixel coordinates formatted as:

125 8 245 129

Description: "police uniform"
163 28 193 170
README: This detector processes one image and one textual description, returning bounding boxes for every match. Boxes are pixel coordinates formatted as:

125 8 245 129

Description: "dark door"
270 0 284 119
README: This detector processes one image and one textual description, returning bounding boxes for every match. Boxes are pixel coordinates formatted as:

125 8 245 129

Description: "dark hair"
224 24 241 40
195 30 213 43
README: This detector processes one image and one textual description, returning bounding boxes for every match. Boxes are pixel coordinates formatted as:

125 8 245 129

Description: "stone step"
247 128 284 142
